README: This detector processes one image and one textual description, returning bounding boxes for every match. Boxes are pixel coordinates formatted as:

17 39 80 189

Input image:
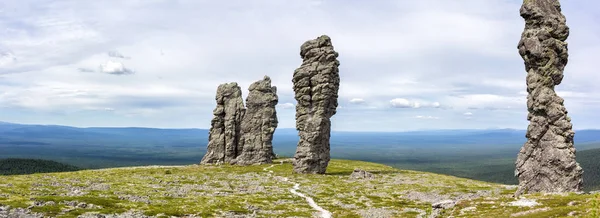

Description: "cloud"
390 98 441 109
415 115 440 119
0 0 597 130
0 51 17 67
99 61 134 75
77 67 95 73
277 102 294 109
464 112 473 116
349 98 365 104
445 94 525 110
108 51 130 59
390 98 412 108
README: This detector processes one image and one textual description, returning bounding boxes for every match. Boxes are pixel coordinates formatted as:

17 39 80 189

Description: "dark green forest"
0 158 82 175
577 148 600 191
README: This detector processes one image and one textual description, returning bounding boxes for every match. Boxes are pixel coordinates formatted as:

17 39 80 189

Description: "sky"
0 0 598 131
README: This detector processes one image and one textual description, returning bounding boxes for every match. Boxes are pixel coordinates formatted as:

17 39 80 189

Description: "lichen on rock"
200 82 245 164
233 76 279 165
514 0 583 196
292 35 340 174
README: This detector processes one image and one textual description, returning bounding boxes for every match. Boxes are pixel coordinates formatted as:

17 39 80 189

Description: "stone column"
292 35 340 174
233 76 279 165
515 0 583 196
200 82 245 164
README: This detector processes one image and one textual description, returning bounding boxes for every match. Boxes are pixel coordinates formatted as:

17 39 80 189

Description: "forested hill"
0 158 82 175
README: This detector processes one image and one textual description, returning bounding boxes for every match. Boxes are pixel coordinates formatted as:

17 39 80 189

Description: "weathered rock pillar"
515 0 583 196
292 35 340 174
233 76 279 165
200 82 245 164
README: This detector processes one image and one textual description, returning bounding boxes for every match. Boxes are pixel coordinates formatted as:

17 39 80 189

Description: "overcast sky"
0 0 598 131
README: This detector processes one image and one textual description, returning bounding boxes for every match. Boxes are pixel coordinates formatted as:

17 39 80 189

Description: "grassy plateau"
0 159 599 217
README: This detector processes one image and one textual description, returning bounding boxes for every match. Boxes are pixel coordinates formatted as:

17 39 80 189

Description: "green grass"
0 159 599 217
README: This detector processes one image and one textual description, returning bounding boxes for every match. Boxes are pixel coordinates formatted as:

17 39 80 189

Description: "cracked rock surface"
292 35 340 174
515 0 583 196
201 82 245 164
233 76 279 166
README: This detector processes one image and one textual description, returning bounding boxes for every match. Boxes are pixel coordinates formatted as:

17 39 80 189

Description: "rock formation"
292 35 340 174
200 82 245 164
514 0 583 196
349 169 374 180
233 76 279 165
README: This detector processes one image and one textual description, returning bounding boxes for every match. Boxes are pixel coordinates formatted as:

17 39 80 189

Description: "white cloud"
0 51 17 67
108 51 130 59
445 94 525 110
464 112 473 116
0 0 597 130
415 115 440 119
99 61 134 75
390 98 412 108
277 102 294 109
349 98 365 104
77 67 95 72
390 98 441 109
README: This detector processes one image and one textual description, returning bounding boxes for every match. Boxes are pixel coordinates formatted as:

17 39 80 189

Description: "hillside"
0 159 599 217
577 148 600 191
0 158 81 175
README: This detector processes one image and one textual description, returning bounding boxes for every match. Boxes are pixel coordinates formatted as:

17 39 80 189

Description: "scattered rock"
331 199 358 209
78 210 154 218
0 205 10 212
349 169 375 180
233 76 279 166
27 200 56 209
432 200 456 209
87 183 111 191
514 0 583 196
292 35 341 174
401 208 426 218
510 207 550 217
507 198 540 207
201 82 246 164
0 207 44 218
64 187 88 196
402 191 450 203
460 206 477 215
430 199 456 217
357 208 398 218
118 195 151 204
219 210 257 218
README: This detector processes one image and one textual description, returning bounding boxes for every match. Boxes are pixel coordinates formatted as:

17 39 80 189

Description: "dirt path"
262 162 332 218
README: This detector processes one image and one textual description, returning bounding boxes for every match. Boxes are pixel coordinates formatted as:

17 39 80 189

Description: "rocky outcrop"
233 76 279 165
515 0 583 196
292 35 340 174
200 82 245 164
349 169 374 180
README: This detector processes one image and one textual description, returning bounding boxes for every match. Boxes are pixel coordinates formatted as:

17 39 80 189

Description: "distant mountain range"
1 121 599 190
1 121 600 151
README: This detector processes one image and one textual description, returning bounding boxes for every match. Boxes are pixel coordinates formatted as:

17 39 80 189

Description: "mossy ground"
0 159 598 217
